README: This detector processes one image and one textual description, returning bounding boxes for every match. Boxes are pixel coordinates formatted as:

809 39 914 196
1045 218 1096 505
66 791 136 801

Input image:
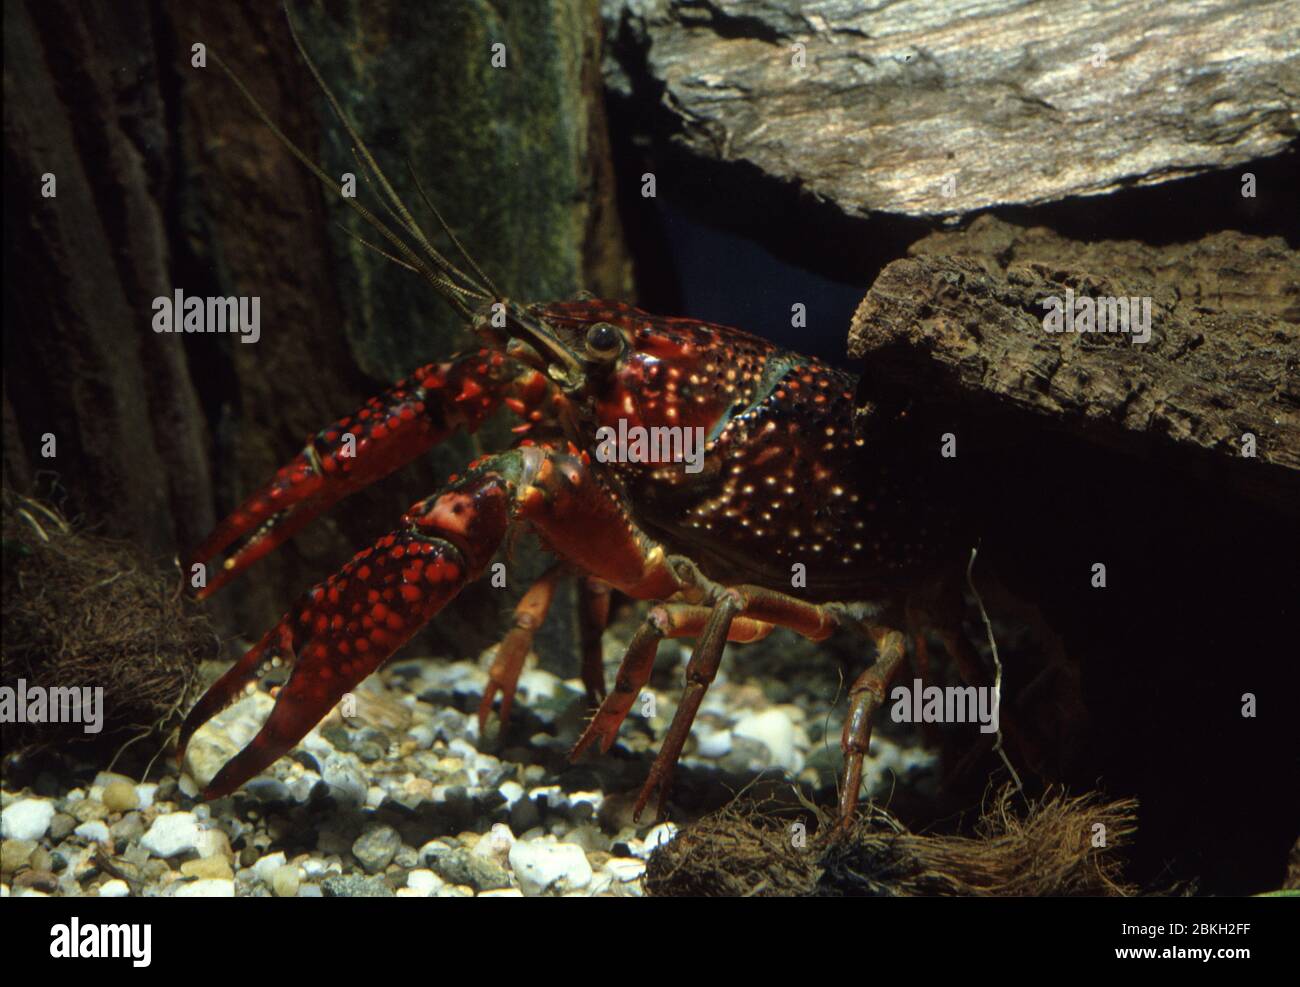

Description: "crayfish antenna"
206 1 497 322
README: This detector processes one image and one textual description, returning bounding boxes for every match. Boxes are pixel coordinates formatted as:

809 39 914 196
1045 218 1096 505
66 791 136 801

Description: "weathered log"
847 216 1300 514
605 0 1300 218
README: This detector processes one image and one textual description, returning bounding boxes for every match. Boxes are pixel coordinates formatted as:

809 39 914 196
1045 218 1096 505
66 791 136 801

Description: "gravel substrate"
1 627 934 897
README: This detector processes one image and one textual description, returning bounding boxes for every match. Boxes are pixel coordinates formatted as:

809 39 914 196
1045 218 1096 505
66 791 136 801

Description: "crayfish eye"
584 322 621 361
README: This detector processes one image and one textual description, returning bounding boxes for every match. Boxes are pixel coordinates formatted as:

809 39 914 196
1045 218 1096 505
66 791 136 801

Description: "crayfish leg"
577 577 613 705
477 563 564 732
837 625 909 829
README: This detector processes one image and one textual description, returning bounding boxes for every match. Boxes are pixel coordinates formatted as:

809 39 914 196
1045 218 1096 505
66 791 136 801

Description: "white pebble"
406 869 441 895
301 858 331 879
252 851 287 884
74 821 111 845
733 709 803 772
508 838 593 895
696 728 733 758
472 823 515 865
1 799 54 841
98 879 130 897
141 812 201 858
632 822 678 859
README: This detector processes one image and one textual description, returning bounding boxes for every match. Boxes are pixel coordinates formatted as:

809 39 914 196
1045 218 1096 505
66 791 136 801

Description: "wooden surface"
605 0 1300 217
848 216 1300 513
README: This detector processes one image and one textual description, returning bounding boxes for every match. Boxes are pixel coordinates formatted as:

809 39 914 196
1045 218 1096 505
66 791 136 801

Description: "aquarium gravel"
1 637 932 898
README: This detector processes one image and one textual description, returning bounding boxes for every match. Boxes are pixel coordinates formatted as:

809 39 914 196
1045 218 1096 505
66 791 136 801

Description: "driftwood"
605 0 1300 217
847 216 1300 515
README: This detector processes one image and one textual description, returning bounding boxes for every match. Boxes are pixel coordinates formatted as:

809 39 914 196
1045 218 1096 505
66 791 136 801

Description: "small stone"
48 813 76 841
320 754 367 808
252 851 287 884
29 849 53 872
2 799 55 840
406 869 441 895
352 824 401 874
174 879 235 897
301 857 332 879
508 839 593 895
74 821 111 845
98 879 130 897
418 840 452 865
407 725 435 749
473 823 515 866
509 796 542 834
181 856 234 880
321 874 394 897
733 709 802 773
435 883 474 897
141 812 202 858
110 812 146 843
696 728 733 759
195 828 231 860
70 799 111 824
272 864 300 898
633 823 678 859
477 888 524 897
0 839 36 876
102 781 139 813
431 847 511 891
403 777 435 804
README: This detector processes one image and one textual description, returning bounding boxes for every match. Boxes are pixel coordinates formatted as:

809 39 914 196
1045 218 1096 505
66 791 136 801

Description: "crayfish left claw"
180 461 520 798
183 526 473 798
188 366 451 599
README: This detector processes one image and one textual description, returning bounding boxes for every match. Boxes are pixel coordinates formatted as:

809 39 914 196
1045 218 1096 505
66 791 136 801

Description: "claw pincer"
190 350 551 599
181 454 521 798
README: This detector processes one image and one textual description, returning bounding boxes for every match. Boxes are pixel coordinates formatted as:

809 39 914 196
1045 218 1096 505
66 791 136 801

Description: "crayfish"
178 12 993 827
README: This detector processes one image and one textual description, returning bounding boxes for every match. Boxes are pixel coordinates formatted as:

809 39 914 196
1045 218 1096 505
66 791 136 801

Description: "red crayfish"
178 14 988 826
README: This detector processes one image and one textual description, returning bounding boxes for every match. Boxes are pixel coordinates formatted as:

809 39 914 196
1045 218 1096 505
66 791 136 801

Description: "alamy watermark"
1041 288 1151 344
890 677 999 734
595 419 705 474
152 289 260 344
0 678 104 734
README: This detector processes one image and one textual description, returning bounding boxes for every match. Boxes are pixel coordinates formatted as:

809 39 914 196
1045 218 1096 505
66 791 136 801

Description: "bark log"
847 216 1300 514
4 0 213 558
604 0 1300 218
